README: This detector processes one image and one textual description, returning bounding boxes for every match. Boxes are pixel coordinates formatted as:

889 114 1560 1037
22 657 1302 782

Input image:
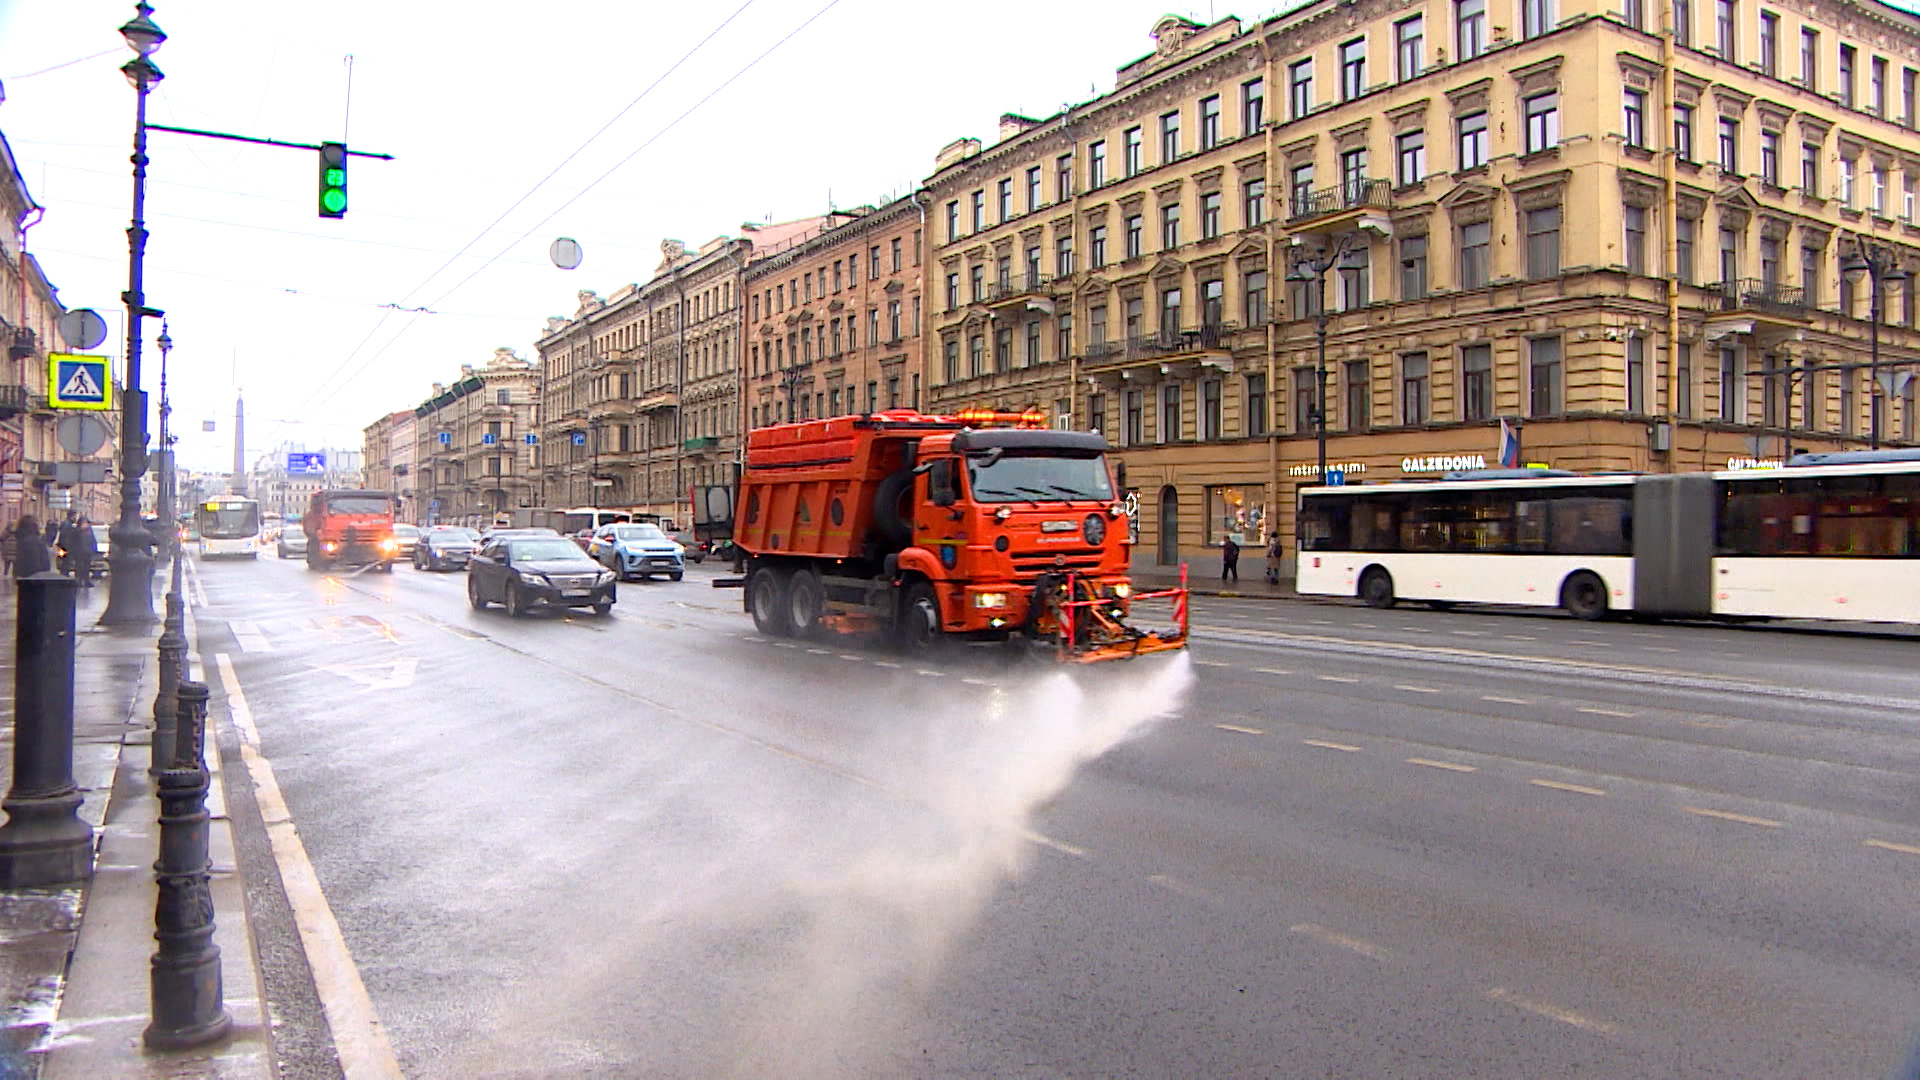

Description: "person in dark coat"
71 516 99 585
55 513 84 578
1221 534 1240 582
12 516 51 579
42 516 59 549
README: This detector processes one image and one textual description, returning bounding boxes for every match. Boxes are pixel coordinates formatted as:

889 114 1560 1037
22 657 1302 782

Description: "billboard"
287 452 327 475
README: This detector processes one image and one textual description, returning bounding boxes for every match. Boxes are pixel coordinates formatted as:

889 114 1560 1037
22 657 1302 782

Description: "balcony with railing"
985 271 1055 307
1706 278 1808 318
0 384 28 420
1286 179 1393 235
681 435 721 452
1081 323 1236 368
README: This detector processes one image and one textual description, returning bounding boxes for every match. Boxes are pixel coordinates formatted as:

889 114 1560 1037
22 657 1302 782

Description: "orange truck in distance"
733 409 1187 662
302 489 399 573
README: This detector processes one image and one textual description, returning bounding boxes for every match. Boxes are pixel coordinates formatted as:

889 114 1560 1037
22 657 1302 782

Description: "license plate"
562 588 591 597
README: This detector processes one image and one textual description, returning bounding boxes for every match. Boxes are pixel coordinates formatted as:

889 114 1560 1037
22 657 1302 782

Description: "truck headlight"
1110 582 1132 598
974 592 1008 609
379 538 399 553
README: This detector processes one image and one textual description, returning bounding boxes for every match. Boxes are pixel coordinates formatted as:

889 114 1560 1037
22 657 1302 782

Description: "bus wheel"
750 569 795 637
1561 572 1609 621
1359 567 1396 609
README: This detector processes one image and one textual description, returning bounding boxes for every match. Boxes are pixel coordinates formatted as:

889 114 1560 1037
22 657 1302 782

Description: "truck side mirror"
929 460 957 507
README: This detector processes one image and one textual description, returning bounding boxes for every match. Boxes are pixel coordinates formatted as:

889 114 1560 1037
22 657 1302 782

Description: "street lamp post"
1841 239 1910 450
1286 234 1363 482
103 1 167 627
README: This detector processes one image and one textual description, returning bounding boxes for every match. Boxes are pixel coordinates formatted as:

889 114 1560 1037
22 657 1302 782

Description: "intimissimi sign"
1400 454 1487 473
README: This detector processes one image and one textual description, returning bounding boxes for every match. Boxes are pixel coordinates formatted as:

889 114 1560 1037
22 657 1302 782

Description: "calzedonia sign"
1400 454 1488 473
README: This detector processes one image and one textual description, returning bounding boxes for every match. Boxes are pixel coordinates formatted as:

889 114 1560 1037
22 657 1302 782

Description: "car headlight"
596 571 615 585
322 541 339 553
519 570 549 586
1110 582 1132 598
973 592 1008 609
671 543 685 555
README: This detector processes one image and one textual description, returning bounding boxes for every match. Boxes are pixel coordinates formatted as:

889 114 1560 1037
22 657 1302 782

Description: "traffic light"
317 142 347 218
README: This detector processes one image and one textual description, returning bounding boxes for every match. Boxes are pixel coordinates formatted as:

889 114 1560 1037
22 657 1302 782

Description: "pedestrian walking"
12 516 51 579
55 513 82 578
71 516 99 585
1265 536 1284 585
1221 534 1240 582
42 516 59 550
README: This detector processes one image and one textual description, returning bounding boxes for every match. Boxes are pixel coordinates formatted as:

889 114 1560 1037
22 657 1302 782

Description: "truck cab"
302 489 399 572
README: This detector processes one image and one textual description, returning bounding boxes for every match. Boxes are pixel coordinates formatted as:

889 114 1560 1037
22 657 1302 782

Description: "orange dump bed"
736 411 957 560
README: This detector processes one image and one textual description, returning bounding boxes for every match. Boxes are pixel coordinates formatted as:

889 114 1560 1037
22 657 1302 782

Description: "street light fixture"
1286 233 1365 483
1841 239 1910 450
104 0 167 626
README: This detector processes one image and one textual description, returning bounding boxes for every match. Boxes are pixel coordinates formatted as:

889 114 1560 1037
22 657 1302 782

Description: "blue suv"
588 523 685 582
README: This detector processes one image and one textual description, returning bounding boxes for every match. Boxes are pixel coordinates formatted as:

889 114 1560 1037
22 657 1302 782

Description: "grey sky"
0 0 1263 473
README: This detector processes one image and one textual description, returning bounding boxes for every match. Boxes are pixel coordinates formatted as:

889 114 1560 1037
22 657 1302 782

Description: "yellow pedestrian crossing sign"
48 354 112 411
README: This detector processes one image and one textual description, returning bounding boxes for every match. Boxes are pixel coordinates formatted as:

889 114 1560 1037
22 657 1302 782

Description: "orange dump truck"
733 409 1187 662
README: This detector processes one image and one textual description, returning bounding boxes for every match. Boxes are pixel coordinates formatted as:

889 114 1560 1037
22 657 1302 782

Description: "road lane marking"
1147 873 1209 899
1406 758 1477 773
229 620 274 653
1308 619 1333 625
1576 706 1637 718
838 654 864 662
1644 646 1679 653
1022 830 1088 858
1685 807 1783 828
773 642 798 649
1315 675 1358 684
1392 684 1440 694
1530 779 1608 796
1252 667 1292 675
871 661 901 669
1193 659 1230 667
1450 630 1488 637
961 677 993 686
1485 987 1619 1034
915 669 944 677
1482 695 1531 705
1290 923 1389 961
1303 739 1362 752
1503 635 1538 641
1865 839 1920 856
1213 723 1264 736
806 648 832 655
1351 622 1377 628
215 654 403 1079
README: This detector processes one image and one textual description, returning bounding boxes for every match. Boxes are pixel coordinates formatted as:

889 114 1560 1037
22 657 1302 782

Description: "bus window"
1549 491 1631 555
1298 499 1352 551
1721 474 1918 557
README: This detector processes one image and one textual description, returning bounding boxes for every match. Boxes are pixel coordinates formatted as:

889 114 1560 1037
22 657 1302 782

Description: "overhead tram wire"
295 0 848 420
295 0 758 410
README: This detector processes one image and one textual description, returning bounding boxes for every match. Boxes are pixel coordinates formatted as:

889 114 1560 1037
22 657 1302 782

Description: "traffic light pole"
144 124 394 162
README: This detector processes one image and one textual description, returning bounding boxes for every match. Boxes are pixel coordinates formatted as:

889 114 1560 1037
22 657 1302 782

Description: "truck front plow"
1038 566 1190 664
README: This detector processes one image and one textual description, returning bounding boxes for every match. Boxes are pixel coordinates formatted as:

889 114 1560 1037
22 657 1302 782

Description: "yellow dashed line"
1685 807 1783 828
1865 839 1920 856
1485 987 1620 1034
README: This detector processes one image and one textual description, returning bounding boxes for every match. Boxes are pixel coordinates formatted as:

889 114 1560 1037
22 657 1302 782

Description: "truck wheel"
750 570 794 637
787 570 824 638
897 581 943 655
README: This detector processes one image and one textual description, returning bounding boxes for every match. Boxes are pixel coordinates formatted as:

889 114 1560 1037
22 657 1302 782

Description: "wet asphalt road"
186 553 1920 1078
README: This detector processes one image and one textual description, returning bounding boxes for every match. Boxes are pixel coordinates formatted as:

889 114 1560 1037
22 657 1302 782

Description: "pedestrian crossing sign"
48 353 112 411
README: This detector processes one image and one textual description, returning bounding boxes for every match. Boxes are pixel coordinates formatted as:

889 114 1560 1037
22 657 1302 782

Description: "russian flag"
1498 418 1521 468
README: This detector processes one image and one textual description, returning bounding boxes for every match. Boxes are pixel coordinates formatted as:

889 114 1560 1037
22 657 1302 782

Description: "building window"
1872 56 1889 116
1244 178 1266 226
1293 367 1317 432
1760 130 1780 185
1801 28 1819 89
1673 104 1694 161
1056 235 1074 277
888 300 902 341
1906 68 1918 127
1458 111 1488 169
1626 335 1647 413
1090 305 1108 345
1458 0 1486 60
1245 269 1268 324
1624 0 1645 29
912 296 921 335
971 190 985 232
1125 215 1144 259
970 265 984 302
1340 148 1368 202
1906 176 1917 222
1523 92 1559 153
1199 95 1221 150
968 334 985 377
1401 353 1431 424
1399 235 1428 298
1801 141 1819 195
1160 383 1182 442
1290 163 1315 213
993 327 1011 373
1090 225 1108 268
1126 297 1145 339
1089 141 1107 187
1528 337 1563 416
1623 89 1646 148
1246 373 1269 436
1522 0 1554 39
943 340 959 382
1337 249 1370 310
1200 191 1222 239
1339 38 1366 101
1243 78 1265 134
945 272 959 310
1057 314 1072 359
1719 347 1742 422
1714 0 1734 59
1718 225 1740 284
1676 343 1693 418
1801 244 1821 307
997 178 1012 222
1056 154 1073 202
1840 157 1856 208
1396 129 1426 186
1462 344 1493 420
1840 45 1857 108
1760 236 1780 286
1125 389 1144 446
1624 205 1647 274
1089 392 1107 436
1396 16 1424 81
1124 127 1143 176
1289 59 1314 119
1161 287 1183 334
1839 251 1856 315
1025 321 1041 367
1200 379 1223 440
1345 361 1371 431
1201 278 1225 326
946 201 960 242
1160 111 1181 163
1718 117 1739 173
1526 206 1561 279
1026 167 1043 212
1459 220 1491 288
1839 369 1857 433
1674 0 1691 46
1759 11 1778 75
1025 245 1042 282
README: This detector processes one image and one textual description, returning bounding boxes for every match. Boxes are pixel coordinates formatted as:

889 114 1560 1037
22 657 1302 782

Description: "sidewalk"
0 573 274 1078
1129 563 1300 601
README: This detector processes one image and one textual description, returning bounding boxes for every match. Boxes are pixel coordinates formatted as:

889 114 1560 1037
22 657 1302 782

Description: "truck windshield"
326 496 390 515
966 452 1115 503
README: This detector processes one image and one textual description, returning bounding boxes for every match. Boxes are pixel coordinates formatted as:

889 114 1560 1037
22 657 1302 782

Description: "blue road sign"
438 432 452 446
571 432 586 446
287 452 328 475
1326 469 1346 486
481 433 497 445
524 433 538 445
48 353 112 410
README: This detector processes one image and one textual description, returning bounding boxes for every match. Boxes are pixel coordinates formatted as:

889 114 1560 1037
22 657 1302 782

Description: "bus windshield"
966 451 1115 503
196 502 261 539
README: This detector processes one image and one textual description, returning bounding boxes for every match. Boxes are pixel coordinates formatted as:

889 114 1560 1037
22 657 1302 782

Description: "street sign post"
47 354 112 411
571 432 586 446
1326 469 1346 486
437 432 452 446
524 434 538 445
481 433 497 446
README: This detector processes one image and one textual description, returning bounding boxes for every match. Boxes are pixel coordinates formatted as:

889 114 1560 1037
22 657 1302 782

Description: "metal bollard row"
143 679 231 1050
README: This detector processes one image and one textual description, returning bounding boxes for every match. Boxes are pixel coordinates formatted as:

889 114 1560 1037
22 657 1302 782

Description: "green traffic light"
325 168 344 185
321 189 347 213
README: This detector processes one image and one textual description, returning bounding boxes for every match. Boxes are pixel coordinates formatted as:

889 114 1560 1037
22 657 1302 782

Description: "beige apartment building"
411 348 540 526
361 409 418 521
926 5 1920 569
741 197 929 427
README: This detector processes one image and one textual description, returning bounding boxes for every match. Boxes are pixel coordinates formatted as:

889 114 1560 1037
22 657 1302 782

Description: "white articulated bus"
195 497 264 558
1296 449 1920 626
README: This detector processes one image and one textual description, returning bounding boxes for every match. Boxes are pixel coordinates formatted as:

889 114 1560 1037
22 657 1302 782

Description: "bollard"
0 574 94 887
144 681 230 1050
150 589 184 776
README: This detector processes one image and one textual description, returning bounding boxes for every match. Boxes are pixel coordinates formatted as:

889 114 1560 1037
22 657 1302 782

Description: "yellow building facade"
926 4 1920 571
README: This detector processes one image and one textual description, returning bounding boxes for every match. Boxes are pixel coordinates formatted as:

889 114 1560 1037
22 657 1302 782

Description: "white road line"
1406 757 1477 773
1530 779 1608 797
1252 667 1292 675
1193 659 1230 667
1302 739 1362 752
1315 675 1358 684
1351 622 1377 628
1485 987 1620 1034
1213 723 1264 736
1482 695 1531 705
1685 806 1783 828
915 669 944 678
871 661 901 669
1022 830 1088 858
1644 646 1679 653
961 677 993 686
1865 839 1920 856
838 654 864 662
1576 706 1637 718
1392 684 1440 694
806 648 832 655
1450 630 1488 637
1146 873 1209 899
215 654 402 1079
1290 923 1389 961
1503 635 1538 641
186 557 210 608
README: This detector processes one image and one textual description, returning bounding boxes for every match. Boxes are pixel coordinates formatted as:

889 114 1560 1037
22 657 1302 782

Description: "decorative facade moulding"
1445 77 1493 115
1080 201 1112 223
1386 98 1429 133
1675 189 1709 220
1508 55 1564 95
1280 134 1317 163
1019 224 1046 243
1153 177 1187 201
1619 177 1660 208
1616 53 1658 91
1051 215 1075 234
1799 225 1831 249
1759 214 1793 241
1119 191 1149 214
1505 168 1571 211
884 280 906 294
1390 209 1432 237
1229 236 1268 262
1193 165 1227 190
1754 100 1792 132
1233 152 1267 174
1673 73 1708 106
1837 136 1866 160
1441 186 1496 225
1798 115 1832 140
1331 117 1372 150
1718 205 1752 230
1712 88 1754 117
